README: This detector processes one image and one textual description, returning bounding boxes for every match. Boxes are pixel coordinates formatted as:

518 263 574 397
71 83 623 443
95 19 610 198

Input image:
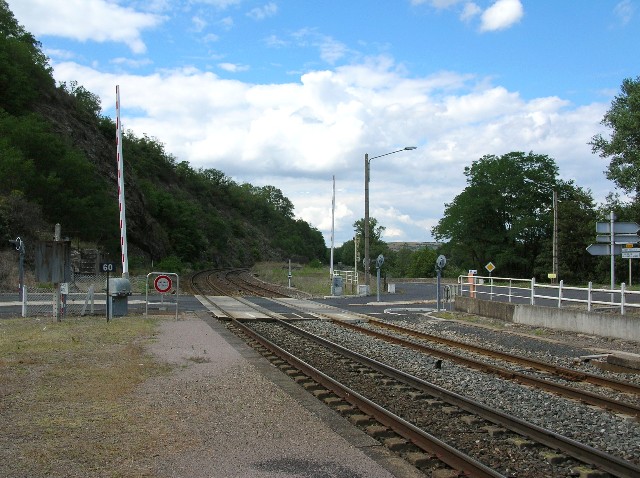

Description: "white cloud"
110 57 153 69
480 0 524 32
264 34 288 48
460 2 482 22
289 29 351 65
410 0 523 33
192 16 208 33
203 33 220 43
614 0 635 26
219 16 235 29
50 56 612 245
7 0 165 54
218 62 250 72
191 0 242 8
44 48 77 61
319 38 349 64
247 2 278 21
411 0 464 8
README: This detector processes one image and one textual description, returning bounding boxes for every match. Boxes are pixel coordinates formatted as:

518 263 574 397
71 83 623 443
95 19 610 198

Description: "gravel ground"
288 318 640 466
137 312 425 478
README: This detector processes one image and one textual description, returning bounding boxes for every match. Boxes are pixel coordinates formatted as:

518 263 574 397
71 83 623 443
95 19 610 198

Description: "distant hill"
387 241 441 252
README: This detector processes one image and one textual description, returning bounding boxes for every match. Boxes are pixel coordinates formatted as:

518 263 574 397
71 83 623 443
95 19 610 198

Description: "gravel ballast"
288 318 640 465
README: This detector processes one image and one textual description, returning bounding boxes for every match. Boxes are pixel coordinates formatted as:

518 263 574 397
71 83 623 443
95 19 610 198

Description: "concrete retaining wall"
454 297 640 341
454 296 515 322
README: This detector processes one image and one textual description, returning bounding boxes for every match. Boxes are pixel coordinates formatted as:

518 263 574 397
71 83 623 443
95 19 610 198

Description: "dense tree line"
431 151 599 282
0 1 325 273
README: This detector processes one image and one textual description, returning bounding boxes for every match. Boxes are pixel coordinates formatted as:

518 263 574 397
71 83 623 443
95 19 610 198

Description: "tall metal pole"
17 239 24 302
364 154 370 289
610 210 615 291
552 189 558 282
54 224 62 322
330 175 335 279
354 235 358 293
363 147 416 292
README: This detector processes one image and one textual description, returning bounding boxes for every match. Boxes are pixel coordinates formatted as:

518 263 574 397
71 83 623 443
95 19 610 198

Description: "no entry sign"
154 274 172 293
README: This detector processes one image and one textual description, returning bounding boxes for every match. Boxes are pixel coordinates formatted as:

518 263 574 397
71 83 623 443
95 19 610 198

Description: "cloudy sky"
7 0 640 246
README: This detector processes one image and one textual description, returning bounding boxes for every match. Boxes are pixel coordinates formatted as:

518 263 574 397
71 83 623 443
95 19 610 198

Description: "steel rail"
190 293 640 476
262 296 640 398
275 319 640 478
334 320 640 418
231 318 505 478
368 318 640 396
225 270 291 298
190 268 287 297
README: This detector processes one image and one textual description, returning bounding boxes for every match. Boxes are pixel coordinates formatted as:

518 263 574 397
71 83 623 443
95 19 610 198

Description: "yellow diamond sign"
485 262 495 273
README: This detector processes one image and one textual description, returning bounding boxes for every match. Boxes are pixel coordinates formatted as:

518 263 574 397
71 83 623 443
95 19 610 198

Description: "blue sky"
7 0 640 246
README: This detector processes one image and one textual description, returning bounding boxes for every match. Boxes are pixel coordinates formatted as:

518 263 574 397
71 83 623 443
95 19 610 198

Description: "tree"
253 185 294 219
533 184 597 283
353 217 389 268
432 152 561 278
590 76 640 194
408 247 438 278
59 80 102 119
0 0 54 113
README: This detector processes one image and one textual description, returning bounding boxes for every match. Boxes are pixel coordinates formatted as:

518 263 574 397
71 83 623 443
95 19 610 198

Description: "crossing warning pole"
115 86 129 278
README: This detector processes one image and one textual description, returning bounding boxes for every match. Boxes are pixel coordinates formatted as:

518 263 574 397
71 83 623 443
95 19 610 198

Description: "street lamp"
364 146 417 290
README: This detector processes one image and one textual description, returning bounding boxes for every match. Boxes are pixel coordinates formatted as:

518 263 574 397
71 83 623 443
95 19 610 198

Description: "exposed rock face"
33 88 171 259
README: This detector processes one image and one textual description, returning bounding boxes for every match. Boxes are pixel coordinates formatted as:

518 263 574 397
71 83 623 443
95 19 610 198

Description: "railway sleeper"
233 320 627 477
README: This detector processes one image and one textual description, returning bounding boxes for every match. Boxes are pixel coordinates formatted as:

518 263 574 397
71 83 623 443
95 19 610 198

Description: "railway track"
240 318 640 477
189 274 640 476
367 318 640 395
261 296 640 414
333 320 640 417
189 268 293 298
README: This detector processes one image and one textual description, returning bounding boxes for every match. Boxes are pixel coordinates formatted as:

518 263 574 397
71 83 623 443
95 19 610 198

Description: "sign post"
375 254 384 302
622 245 640 285
145 272 180 320
587 215 640 291
485 262 495 277
101 262 115 322
436 255 447 311
154 274 173 294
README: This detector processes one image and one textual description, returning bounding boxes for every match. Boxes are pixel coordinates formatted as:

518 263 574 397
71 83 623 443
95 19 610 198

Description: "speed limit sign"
100 262 116 272
154 275 172 293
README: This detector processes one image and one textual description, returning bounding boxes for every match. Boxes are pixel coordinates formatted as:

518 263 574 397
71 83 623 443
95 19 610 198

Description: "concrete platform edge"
195 311 425 478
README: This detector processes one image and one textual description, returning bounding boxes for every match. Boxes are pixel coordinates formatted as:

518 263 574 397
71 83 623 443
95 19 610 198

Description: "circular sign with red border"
154 274 172 293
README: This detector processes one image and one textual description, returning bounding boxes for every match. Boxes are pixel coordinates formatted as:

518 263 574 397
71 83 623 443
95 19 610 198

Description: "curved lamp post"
364 146 417 290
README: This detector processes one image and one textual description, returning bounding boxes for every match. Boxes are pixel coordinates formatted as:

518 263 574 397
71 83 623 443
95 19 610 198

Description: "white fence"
457 274 640 315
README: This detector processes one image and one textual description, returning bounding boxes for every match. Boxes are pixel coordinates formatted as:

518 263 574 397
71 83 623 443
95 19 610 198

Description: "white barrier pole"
116 86 129 279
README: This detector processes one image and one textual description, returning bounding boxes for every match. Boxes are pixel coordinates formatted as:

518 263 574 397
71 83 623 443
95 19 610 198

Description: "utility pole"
364 153 370 289
552 189 558 282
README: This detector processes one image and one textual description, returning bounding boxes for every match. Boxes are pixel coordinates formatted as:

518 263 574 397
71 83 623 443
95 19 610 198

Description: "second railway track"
189 271 640 477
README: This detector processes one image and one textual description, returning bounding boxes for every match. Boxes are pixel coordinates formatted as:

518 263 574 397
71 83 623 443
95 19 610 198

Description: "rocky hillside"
0 1 326 274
